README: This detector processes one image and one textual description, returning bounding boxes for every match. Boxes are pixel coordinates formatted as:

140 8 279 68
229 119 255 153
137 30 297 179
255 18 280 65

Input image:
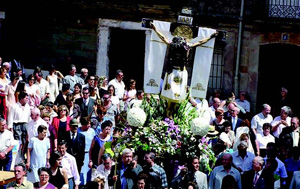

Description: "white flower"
127 107 147 127
190 117 210 136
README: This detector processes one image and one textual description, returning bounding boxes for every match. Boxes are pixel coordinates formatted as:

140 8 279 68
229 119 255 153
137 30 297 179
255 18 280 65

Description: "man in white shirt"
58 140 80 189
251 104 273 135
235 91 251 120
7 92 31 160
27 107 49 141
108 69 125 111
34 70 50 105
0 118 14 171
208 97 221 123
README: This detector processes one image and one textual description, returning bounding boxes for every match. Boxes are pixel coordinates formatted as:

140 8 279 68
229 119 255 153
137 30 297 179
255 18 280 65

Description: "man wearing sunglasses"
75 87 95 118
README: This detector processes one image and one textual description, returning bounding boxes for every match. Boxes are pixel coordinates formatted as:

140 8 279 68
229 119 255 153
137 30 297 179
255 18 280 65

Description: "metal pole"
234 0 244 95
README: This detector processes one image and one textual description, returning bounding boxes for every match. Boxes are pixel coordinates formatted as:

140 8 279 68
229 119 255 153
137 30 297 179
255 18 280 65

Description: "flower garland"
117 94 216 174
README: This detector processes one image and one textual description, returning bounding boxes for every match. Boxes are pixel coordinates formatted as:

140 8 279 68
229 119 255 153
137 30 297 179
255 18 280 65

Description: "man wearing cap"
66 118 85 173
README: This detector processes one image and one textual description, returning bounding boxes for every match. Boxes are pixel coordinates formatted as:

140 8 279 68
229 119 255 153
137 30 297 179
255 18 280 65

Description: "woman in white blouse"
256 122 275 157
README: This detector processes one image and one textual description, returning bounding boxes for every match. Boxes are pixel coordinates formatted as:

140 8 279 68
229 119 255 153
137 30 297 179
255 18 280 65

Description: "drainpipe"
234 0 244 95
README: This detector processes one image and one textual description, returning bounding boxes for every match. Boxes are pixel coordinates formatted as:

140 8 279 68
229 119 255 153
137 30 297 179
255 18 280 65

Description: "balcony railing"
269 0 300 19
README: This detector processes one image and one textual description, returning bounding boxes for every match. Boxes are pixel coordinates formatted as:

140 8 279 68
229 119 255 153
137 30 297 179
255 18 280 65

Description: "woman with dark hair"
46 64 64 103
49 151 69 189
221 175 238 189
73 83 82 100
107 84 119 111
187 156 208 189
25 73 40 108
88 120 113 169
136 172 150 189
256 123 275 157
33 167 56 189
66 93 81 121
123 79 137 111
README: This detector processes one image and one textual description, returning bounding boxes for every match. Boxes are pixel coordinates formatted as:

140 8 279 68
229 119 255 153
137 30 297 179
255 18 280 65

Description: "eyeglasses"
83 92 89 95
218 114 224 116
62 108 67 111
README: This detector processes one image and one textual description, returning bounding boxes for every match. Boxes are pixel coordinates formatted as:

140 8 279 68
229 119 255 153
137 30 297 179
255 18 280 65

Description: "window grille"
208 43 224 93
269 0 300 18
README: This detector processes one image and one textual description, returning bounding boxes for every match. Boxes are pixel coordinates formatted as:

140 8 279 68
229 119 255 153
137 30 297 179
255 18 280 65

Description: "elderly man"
80 68 88 83
244 156 277 189
232 141 255 188
6 163 34 189
91 153 113 189
2 62 11 81
271 106 292 138
0 118 14 171
27 107 49 141
251 104 273 135
108 148 142 189
209 153 242 189
63 64 84 93
279 116 300 150
65 119 85 173
143 152 168 189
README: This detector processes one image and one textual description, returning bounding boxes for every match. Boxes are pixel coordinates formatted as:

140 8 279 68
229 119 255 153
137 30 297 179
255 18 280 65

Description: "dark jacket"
66 131 86 171
75 97 95 117
279 126 300 150
108 162 143 189
243 169 274 189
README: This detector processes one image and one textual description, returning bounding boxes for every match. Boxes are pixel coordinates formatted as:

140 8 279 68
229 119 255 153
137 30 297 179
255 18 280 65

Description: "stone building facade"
1 0 300 115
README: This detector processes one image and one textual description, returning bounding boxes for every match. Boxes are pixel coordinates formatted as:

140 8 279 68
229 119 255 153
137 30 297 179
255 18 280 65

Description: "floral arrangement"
127 107 147 127
190 117 210 136
198 136 217 173
117 94 216 174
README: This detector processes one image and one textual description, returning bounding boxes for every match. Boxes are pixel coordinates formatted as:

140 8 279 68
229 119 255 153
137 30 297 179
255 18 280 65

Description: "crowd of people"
0 58 299 189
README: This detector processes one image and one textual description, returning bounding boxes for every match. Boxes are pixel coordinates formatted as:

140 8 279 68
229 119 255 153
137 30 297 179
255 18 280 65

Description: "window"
208 42 224 94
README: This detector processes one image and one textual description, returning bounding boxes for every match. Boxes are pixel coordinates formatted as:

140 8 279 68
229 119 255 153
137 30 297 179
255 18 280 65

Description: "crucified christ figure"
150 22 218 118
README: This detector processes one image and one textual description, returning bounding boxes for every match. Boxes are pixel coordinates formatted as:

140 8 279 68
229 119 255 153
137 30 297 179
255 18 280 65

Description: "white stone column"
143 30 152 89
96 26 110 77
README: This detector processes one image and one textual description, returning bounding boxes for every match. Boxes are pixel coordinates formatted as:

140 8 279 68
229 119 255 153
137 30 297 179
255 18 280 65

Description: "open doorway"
108 28 145 91
257 43 300 117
